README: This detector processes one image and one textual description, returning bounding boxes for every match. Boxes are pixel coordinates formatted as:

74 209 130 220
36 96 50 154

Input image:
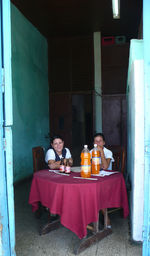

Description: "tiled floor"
14 179 142 256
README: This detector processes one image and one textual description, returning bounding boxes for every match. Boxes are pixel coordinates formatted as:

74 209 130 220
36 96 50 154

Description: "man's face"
94 136 105 148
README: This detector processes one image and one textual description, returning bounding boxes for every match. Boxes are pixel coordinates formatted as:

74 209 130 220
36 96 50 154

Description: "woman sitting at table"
91 132 114 170
91 132 114 228
45 135 73 169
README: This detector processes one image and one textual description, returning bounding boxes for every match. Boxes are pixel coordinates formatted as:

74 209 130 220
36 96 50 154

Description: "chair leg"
34 202 43 219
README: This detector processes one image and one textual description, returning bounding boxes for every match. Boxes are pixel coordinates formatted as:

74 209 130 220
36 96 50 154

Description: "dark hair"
51 135 64 144
93 132 105 142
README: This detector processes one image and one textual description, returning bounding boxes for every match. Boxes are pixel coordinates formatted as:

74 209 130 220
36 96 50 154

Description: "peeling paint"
0 223 2 232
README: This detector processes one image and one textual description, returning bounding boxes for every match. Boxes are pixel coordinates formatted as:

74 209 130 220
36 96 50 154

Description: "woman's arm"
68 158 73 166
48 158 73 169
48 160 61 170
100 156 111 170
65 148 73 166
99 148 111 170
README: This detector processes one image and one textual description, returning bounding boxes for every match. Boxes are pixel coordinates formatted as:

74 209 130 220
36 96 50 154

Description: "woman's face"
94 136 105 148
51 138 64 154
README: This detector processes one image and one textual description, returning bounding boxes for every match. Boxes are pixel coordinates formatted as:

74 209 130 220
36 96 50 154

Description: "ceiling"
11 0 142 40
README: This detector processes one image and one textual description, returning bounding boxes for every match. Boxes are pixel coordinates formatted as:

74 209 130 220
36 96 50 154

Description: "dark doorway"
50 92 93 165
72 93 93 165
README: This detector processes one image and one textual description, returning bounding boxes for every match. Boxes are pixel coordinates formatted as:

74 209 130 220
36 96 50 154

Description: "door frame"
143 0 150 255
0 0 16 255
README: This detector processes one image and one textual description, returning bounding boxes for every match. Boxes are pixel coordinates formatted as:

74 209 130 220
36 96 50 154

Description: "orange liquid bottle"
92 144 100 174
80 145 91 178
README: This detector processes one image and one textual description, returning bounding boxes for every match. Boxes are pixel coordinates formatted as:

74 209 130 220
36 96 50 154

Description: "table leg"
104 208 108 228
74 211 112 255
40 213 60 235
93 212 99 233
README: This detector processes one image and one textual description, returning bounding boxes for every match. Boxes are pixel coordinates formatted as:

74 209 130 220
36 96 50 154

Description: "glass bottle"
92 144 100 174
80 145 91 178
60 157 65 172
65 159 71 174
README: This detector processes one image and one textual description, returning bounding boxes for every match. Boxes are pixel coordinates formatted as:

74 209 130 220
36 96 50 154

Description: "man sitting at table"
45 135 73 169
91 132 114 228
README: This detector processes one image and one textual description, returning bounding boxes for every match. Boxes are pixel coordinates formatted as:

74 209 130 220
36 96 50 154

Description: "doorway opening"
9 0 143 254
50 92 93 165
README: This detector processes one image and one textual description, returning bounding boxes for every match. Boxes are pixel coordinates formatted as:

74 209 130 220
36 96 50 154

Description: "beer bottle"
60 157 65 172
65 159 71 174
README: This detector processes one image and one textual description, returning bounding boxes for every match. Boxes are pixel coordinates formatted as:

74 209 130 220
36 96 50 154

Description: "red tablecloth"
29 170 129 239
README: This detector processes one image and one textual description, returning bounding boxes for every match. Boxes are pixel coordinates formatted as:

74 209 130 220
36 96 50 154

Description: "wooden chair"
32 146 50 223
106 145 126 215
32 146 47 172
107 145 126 174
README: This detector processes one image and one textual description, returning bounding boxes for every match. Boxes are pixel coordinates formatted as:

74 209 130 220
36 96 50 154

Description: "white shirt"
45 148 72 163
90 147 114 170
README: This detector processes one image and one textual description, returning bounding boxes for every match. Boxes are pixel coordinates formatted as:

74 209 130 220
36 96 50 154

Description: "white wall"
127 54 144 241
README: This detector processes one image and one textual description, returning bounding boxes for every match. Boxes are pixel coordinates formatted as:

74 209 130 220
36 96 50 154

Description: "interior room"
11 0 142 179
9 0 143 255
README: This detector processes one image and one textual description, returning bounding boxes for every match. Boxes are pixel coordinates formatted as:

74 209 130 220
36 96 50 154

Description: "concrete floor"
14 179 142 256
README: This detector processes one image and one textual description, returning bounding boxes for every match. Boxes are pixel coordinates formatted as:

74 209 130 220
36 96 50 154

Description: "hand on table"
48 161 60 170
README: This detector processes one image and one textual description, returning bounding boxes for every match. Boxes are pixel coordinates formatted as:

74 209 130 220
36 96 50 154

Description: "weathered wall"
11 4 49 183
127 39 144 241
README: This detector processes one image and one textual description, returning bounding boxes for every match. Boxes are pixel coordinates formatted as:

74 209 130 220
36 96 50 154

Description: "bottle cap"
94 144 97 147
84 145 88 148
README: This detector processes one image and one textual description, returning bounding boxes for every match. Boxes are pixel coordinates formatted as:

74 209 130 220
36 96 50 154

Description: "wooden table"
29 169 129 254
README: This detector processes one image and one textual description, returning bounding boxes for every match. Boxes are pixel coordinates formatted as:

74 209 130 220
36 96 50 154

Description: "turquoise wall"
11 4 49 183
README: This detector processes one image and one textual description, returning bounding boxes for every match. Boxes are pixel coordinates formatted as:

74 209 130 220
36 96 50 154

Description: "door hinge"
1 68 5 93
3 137 6 151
